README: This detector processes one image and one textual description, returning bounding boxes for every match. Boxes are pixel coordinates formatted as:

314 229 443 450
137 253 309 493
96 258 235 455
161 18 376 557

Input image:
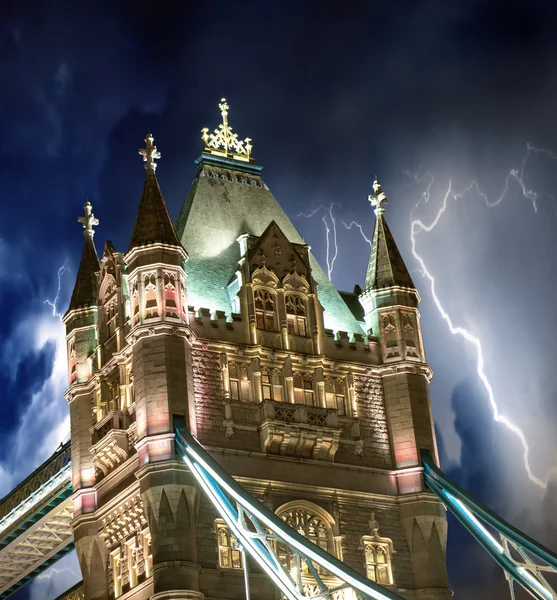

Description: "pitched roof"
128 172 180 251
67 234 100 312
364 212 415 290
176 157 365 337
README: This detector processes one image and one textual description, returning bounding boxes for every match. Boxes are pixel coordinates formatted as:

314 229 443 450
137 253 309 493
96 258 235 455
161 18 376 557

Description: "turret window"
216 520 243 569
363 541 393 585
105 301 117 338
163 272 179 318
261 367 283 402
131 279 139 326
293 372 315 406
254 289 277 331
144 273 158 319
286 295 308 337
325 377 347 416
229 362 252 403
68 341 77 385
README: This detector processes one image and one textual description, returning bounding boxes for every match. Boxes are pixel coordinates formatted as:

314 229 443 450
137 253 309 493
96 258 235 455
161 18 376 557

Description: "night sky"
2 1 557 598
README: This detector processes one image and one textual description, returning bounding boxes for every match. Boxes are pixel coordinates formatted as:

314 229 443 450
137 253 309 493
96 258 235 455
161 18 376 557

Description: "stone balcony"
90 409 134 477
229 400 348 461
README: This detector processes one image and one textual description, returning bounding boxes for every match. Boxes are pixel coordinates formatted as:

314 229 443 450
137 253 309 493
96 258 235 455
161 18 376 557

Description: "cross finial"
78 202 99 238
368 177 388 216
139 132 161 172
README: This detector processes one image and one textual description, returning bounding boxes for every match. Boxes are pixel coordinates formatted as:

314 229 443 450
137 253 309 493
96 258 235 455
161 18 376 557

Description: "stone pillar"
138 462 204 600
73 516 110 600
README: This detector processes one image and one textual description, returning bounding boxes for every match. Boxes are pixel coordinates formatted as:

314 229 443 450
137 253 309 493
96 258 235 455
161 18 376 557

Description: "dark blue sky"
2 1 557 598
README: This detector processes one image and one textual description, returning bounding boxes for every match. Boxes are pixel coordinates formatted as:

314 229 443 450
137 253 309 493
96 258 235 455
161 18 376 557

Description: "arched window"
68 341 77 385
110 548 122 598
324 377 347 416
286 295 308 337
293 372 315 406
164 272 179 318
261 367 283 402
106 301 117 339
254 289 277 331
363 540 393 585
131 279 140 326
228 362 252 403
276 502 336 575
144 273 158 319
215 520 242 569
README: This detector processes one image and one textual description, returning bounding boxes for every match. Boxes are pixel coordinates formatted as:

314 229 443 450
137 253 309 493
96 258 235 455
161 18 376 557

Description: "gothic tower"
63 99 451 600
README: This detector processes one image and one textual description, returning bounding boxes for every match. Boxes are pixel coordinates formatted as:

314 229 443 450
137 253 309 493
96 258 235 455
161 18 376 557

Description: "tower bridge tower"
63 99 451 600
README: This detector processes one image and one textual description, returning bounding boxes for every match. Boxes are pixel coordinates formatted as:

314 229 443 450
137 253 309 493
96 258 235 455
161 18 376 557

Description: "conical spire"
364 179 415 291
67 202 101 312
128 133 180 252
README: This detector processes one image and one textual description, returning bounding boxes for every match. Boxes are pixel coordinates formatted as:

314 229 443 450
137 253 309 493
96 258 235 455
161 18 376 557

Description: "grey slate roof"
67 234 100 312
176 159 365 337
364 213 415 290
128 172 181 251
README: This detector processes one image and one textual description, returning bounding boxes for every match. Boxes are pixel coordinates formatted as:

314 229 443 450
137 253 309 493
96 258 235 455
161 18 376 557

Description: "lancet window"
68 341 77 385
261 367 283 402
325 377 347 416
131 279 139 326
229 362 252 403
293 372 315 406
276 503 335 575
216 519 243 569
105 300 117 339
144 273 158 319
286 294 308 337
363 541 393 585
163 272 179 318
254 289 277 331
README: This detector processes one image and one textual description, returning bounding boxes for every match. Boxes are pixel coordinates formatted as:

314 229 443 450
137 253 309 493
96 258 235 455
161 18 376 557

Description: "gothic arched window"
144 273 158 319
105 301 117 339
286 295 308 337
228 362 252 403
131 278 140 326
261 367 283 402
293 372 315 406
324 377 347 416
363 540 393 585
254 289 277 331
276 502 336 575
163 272 179 318
215 519 242 569
68 341 77 385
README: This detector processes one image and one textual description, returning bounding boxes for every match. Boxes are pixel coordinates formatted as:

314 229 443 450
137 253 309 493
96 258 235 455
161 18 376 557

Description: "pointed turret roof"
364 179 415 291
128 133 180 252
67 202 101 312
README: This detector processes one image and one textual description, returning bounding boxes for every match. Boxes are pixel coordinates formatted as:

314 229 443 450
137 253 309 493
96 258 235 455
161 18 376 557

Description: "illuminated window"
325 377 347 416
110 548 122 598
276 503 335 575
229 362 252 403
293 372 315 406
254 289 277 331
106 301 117 338
131 279 140 325
286 295 308 337
216 520 242 569
164 272 179 318
144 273 158 319
126 539 138 588
180 277 187 320
68 341 77 385
261 368 283 402
363 541 393 585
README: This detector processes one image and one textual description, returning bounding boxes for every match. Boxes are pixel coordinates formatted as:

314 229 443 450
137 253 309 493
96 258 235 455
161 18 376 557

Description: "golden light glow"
201 98 253 162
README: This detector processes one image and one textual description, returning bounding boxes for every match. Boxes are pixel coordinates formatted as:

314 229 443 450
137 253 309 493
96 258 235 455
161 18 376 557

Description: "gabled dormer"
231 221 324 353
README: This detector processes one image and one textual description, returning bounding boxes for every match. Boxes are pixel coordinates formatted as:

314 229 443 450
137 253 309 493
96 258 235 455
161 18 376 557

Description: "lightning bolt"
298 204 338 279
410 143 557 489
37 565 74 580
44 261 70 319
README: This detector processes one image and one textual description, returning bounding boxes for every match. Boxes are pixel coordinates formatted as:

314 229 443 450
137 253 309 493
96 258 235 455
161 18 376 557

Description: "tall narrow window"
229 362 252 403
106 301 117 338
254 289 277 331
131 279 140 326
68 341 77 385
144 273 158 319
110 548 122 598
127 540 138 588
325 377 347 415
164 272 179 318
364 542 393 585
216 520 242 569
262 368 284 402
142 530 152 577
294 373 315 406
286 295 308 337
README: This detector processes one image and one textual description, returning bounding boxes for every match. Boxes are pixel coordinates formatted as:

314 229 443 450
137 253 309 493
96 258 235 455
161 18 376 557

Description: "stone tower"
63 99 451 600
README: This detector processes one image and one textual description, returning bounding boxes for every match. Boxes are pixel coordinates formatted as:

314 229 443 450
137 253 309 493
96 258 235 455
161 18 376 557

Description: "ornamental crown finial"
78 201 99 238
368 177 388 215
201 97 253 163
139 132 161 172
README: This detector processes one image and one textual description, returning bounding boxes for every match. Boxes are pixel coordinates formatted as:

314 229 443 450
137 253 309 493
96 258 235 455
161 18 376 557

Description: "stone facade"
63 120 451 600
